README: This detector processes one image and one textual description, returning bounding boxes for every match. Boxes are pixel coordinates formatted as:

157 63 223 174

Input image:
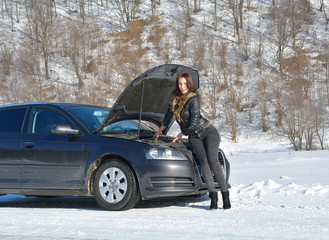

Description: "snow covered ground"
1 139 328 240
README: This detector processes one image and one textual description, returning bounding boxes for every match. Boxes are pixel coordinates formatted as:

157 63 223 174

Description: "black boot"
209 192 218 210
221 191 231 209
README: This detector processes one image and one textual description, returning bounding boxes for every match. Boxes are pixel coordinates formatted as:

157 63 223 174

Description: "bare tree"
254 32 264 73
207 41 229 120
59 21 89 89
281 49 318 150
225 51 243 141
2 0 16 31
282 76 313 151
201 38 218 119
288 0 313 48
269 0 313 70
109 0 142 31
223 84 239 142
6 40 50 102
256 77 270 132
319 0 329 26
245 0 251 9
213 0 218 31
24 0 56 79
0 44 13 76
284 108 304 151
193 0 201 12
244 72 254 125
151 0 156 18
269 74 285 128
177 0 193 30
303 100 316 150
191 28 207 73
239 29 251 61
324 42 329 105
171 21 188 58
313 93 327 150
228 0 244 44
268 1 292 71
302 0 312 12
110 34 150 88
158 35 172 64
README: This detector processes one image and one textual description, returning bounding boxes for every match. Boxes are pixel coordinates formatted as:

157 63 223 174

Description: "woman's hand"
171 132 183 143
153 125 166 141
153 131 161 141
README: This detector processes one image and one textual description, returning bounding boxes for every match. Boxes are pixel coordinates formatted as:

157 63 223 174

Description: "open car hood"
99 64 199 134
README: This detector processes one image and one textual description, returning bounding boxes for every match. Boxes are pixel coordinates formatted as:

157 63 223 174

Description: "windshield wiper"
125 129 154 134
98 130 124 134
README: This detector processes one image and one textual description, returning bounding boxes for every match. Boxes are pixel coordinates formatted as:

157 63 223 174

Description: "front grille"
150 177 194 187
193 151 225 166
192 151 226 184
192 152 201 165
218 151 224 166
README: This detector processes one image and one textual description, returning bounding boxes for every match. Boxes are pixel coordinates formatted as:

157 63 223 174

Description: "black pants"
189 125 229 193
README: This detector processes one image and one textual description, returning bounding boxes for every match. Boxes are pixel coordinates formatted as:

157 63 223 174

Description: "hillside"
0 0 329 150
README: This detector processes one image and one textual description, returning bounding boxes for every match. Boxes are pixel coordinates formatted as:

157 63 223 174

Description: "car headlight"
145 148 187 160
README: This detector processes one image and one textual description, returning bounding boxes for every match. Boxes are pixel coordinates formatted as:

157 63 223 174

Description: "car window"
29 107 74 134
65 106 108 132
0 107 27 133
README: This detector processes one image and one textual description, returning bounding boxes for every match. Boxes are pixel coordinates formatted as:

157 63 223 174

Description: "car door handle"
24 142 34 149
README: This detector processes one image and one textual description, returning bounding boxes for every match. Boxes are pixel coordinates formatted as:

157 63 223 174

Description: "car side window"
29 107 74 134
0 107 27 133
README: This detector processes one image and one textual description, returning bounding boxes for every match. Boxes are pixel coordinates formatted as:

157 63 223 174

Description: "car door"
0 107 28 191
21 106 84 190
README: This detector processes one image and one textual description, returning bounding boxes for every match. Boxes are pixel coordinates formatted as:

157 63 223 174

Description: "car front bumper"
136 151 211 200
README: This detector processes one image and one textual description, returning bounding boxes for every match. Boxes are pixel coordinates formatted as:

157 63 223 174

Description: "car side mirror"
51 124 79 135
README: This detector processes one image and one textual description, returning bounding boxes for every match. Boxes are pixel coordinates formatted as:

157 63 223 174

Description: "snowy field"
1 139 328 240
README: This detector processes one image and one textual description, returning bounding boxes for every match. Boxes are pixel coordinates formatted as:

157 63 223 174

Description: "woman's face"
178 77 189 94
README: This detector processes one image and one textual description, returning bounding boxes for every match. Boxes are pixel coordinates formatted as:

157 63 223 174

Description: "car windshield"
65 106 109 132
101 120 155 133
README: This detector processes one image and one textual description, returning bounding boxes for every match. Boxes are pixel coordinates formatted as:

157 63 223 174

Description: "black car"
0 64 230 210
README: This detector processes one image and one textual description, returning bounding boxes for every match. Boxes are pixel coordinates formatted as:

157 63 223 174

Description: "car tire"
93 159 140 211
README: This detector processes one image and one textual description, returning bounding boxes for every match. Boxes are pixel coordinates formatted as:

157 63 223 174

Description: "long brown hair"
175 72 200 98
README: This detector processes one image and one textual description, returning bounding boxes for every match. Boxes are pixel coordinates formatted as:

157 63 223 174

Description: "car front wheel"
94 160 140 211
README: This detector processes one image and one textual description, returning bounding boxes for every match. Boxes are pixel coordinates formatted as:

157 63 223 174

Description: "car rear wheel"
93 160 140 211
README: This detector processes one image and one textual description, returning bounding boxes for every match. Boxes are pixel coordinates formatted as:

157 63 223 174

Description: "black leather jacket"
162 96 209 136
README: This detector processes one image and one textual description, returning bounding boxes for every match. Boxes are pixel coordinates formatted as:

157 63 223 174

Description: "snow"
1 143 329 240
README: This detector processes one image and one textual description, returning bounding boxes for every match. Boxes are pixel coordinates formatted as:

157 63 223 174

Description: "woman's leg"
189 136 217 193
203 127 229 192
203 126 231 209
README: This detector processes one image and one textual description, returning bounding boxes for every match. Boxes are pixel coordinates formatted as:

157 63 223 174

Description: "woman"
153 72 231 210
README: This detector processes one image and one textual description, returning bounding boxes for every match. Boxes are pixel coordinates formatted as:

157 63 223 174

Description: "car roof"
0 102 47 109
0 102 110 110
